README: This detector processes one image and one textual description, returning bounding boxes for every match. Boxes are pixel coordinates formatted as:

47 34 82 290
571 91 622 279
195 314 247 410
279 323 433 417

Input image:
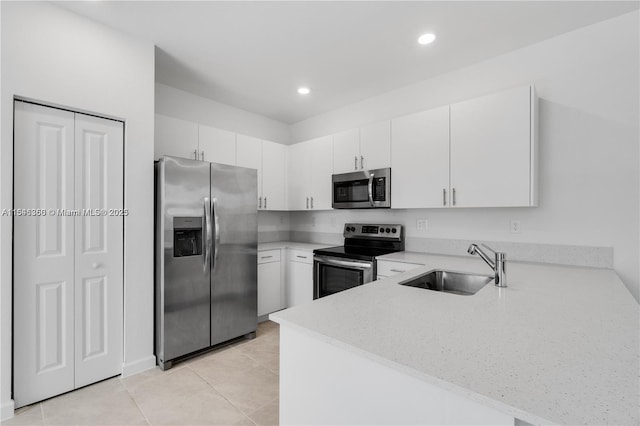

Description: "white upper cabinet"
450 85 537 207
332 121 391 174
237 134 288 211
360 120 391 171
392 106 450 208
262 140 288 210
309 136 333 210
155 114 199 160
236 134 264 206
288 142 309 211
198 124 236 165
333 128 360 173
288 136 333 210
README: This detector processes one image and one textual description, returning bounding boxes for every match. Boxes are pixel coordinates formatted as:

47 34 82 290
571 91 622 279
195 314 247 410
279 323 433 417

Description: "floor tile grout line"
186 364 252 421
124 385 152 426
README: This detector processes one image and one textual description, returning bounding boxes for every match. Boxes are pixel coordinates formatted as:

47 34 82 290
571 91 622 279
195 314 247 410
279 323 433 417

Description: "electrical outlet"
510 220 521 234
416 219 428 231
311 216 316 227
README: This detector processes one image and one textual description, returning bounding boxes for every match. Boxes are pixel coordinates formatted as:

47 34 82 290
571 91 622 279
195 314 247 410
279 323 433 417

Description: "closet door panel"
13 102 76 408
74 114 124 388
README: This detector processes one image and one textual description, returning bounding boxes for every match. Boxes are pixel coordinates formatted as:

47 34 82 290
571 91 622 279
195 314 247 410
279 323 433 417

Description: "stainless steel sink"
398 270 493 295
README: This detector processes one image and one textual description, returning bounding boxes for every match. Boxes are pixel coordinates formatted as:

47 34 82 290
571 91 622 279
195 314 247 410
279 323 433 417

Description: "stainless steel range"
313 223 404 299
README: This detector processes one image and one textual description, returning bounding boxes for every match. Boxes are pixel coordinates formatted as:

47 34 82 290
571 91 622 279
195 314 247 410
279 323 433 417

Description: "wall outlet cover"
416 219 428 231
510 220 521 234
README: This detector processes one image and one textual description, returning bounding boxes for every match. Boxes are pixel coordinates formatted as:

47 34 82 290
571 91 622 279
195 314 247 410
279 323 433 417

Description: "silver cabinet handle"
367 173 374 206
390 269 406 273
264 197 267 209
194 149 198 160
261 255 273 259
360 155 364 170
200 150 205 161
354 156 358 171
306 197 309 209
259 196 262 209
212 197 220 271
204 197 212 272
310 196 314 209
443 188 446 206
452 188 456 206
296 255 307 259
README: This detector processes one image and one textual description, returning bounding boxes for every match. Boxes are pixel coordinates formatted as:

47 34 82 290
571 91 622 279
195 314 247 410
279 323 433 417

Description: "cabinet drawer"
288 249 313 264
258 249 281 264
377 260 423 277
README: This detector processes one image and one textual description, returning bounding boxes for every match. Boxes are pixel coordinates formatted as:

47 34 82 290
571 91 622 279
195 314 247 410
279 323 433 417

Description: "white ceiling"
56 1 638 124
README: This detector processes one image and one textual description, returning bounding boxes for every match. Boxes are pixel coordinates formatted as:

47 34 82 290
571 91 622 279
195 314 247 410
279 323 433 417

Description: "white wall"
156 83 291 144
1 2 156 419
290 11 640 301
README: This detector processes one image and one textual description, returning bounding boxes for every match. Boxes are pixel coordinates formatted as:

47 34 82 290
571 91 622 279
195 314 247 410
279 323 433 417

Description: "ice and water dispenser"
173 217 203 257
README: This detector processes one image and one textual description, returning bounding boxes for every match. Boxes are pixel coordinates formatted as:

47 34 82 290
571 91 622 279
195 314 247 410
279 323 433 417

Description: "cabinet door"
287 261 313 308
450 86 533 207
73 113 124 388
262 140 287 210
333 129 359 174
236 134 263 206
154 114 198 160
288 142 310 210
391 106 450 208
309 136 333 210
258 261 282 316
360 120 391 171
198 124 236 165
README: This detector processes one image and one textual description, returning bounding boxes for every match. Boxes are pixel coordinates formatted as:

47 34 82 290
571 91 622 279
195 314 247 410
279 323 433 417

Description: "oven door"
313 255 374 299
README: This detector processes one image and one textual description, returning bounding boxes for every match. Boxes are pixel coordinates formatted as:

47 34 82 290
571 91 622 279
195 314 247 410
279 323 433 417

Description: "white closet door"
13 102 76 407
73 114 123 388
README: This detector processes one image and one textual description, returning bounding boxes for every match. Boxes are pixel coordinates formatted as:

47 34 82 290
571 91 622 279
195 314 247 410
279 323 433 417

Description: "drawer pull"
390 269 405 273
261 255 273 259
296 255 307 259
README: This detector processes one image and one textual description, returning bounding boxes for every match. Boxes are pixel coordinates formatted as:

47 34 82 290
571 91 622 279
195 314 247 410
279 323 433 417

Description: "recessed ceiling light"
417 33 436 45
297 87 310 95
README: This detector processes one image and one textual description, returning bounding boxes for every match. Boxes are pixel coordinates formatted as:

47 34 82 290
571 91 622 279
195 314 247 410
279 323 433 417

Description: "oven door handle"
367 172 375 207
314 256 373 270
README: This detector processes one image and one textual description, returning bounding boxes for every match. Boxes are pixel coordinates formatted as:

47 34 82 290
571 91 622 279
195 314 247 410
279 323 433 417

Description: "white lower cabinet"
377 260 424 280
257 249 283 317
286 249 314 307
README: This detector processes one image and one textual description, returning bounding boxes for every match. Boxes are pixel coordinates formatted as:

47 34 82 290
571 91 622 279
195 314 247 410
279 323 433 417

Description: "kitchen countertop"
258 241 331 252
270 253 639 425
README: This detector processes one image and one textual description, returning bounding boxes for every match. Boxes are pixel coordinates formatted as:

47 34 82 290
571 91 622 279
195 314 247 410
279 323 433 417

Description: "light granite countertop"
270 254 639 425
258 241 331 252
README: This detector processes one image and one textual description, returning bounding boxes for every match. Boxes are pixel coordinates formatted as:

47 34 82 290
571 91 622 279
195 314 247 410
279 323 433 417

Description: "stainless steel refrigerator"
155 156 258 370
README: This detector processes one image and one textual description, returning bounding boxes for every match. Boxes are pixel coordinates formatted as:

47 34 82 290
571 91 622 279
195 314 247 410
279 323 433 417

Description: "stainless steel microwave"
332 168 391 209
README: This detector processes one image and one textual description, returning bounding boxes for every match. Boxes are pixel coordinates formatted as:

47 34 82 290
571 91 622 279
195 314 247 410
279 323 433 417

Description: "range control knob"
392 228 397 233
385 228 391 233
379 228 385 233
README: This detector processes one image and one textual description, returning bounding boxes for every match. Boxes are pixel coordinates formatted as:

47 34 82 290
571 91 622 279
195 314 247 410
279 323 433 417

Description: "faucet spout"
467 243 507 287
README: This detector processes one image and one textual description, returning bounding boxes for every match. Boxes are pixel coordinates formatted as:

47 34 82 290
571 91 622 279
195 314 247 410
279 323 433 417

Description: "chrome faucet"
467 243 507 287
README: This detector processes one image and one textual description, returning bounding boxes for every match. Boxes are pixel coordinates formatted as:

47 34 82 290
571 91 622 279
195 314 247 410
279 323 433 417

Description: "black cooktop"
313 245 400 261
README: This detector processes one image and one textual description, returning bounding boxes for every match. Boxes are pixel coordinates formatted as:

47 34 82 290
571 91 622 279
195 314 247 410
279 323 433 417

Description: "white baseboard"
1 399 15 421
122 355 156 378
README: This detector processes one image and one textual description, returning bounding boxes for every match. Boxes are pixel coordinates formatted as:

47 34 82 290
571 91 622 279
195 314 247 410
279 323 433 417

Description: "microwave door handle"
204 197 212 272
368 173 374 206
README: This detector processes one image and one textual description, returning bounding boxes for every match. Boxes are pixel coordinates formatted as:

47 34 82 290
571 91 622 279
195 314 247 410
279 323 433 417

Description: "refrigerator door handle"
204 197 212 271
212 197 221 271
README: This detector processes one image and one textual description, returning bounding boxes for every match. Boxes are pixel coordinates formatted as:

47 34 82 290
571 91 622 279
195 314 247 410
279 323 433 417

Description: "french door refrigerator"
155 156 258 370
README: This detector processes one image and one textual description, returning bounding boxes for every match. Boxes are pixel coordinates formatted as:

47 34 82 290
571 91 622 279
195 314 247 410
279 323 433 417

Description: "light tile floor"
2 321 280 426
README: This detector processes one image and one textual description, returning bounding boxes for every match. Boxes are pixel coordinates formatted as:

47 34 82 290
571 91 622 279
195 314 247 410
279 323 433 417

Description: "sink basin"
398 270 493 295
